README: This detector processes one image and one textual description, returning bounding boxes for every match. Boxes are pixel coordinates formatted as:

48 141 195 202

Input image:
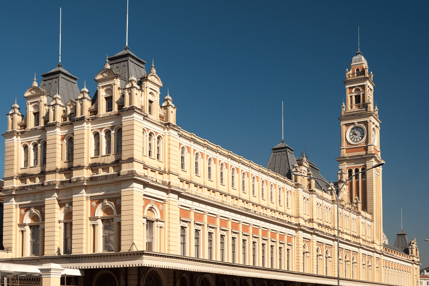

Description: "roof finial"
59 7 62 66
167 87 169 95
15 97 17 105
150 58 156 74
125 0 129 49
84 80 86 89
281 101 284 142
104 54 110 69
32 71 38 87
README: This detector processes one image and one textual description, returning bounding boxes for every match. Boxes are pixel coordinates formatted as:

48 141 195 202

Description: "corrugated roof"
266 141 296 180
40 64 80 104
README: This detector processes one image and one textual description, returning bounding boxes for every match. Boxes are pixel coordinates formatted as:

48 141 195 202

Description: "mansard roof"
108 47 146 88
266 140 296 180
40 64 80 104
393 229 410 254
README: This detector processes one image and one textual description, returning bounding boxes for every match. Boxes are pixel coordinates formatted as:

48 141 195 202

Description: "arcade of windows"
179 146 293 207
179 223 292 270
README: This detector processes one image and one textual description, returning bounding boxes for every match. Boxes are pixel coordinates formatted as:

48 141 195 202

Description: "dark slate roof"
302 158 330 192
40 64 80 104
393 230 410 254
266 141 296 180
108 47 146 88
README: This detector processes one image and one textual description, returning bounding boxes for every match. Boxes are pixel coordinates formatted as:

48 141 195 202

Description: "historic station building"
0 45 421 286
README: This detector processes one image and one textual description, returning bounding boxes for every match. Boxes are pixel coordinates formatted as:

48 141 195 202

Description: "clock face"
349 126 365 143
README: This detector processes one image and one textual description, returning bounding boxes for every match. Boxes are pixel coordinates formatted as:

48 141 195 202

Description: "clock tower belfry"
337 50 384 248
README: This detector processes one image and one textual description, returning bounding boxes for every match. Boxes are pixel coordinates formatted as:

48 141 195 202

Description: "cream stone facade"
0 48 421 286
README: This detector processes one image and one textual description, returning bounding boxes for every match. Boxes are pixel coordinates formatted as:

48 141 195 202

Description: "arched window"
146 219 154 251
345 255 348 278
94 133 100 156
41 142 47 165
32 143 38 166
252 177 256 196
352 257 356 279
278 188 282 205
303 244 308 273
207 158 212 180
105 131 111 155
194 152 199 175
23 145 28 167
148 133 154 157
261 181 265 199
102 218 114 252
355 68 360 76
270 184 274 203
67 137 74 161
116 128 122 153
220 163 224 184
148 100 153 115
242 172 246 193
348 169 353 178
316 248 320 274
180 147 186 170
361 167 366 179
231 168 235 188
180 227 186 256
156 136 162 160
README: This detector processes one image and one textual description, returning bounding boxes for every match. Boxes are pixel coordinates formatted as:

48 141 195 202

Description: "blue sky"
1 0 428 267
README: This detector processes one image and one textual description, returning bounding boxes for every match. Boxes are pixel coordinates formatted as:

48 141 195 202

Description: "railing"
0 276 41 286
346 69 373 80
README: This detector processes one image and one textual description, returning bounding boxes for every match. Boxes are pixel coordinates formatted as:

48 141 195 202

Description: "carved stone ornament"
116 199 121 205
42 207 45 213
159 204 163 210
21 209 25 215
91 201 96 208
103 72 108 77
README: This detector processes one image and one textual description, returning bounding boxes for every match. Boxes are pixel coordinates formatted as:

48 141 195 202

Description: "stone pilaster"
44 191 59 255
121 181 143 252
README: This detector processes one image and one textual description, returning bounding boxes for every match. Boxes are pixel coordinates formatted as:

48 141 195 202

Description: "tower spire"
357 25 361 55
125 0 129 49
282 101 284 142
59 7 62 66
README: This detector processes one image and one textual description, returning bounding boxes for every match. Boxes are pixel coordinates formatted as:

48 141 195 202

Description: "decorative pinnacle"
104 54 110 69
32 71 38 87
150 58 156 74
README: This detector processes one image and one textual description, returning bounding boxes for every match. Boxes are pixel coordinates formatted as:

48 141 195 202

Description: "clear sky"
1 0 428 267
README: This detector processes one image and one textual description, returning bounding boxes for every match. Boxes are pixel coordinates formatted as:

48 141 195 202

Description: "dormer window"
34 112 39 126
106 97 113 112
148 100 153 115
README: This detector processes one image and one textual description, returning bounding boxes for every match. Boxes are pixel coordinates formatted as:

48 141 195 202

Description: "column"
44 191 59 256
39 264 64 286
72 188 88 254
121 181 144 252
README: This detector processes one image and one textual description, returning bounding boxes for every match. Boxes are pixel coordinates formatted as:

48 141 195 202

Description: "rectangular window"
232 237 236 263
30 225 40 256
146 220 153 251
220 235 225 262
180 227 186 256
262 243 266 267
287 248 291 270
106 97 113 112
252 241 257 266
34 112 39 126
63 222 72 254
279 246 283 269
208 232 213 260
148 100 153 115
194 230 200 258
242 239 247 265
271 245 274 268
102 219 115 252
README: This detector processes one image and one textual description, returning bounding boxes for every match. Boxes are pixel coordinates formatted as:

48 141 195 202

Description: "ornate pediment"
143 73 163 87
95 68 119 82
24 86 47 98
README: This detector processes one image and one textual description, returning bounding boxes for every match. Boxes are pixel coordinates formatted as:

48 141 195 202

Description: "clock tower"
337 50 384 248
